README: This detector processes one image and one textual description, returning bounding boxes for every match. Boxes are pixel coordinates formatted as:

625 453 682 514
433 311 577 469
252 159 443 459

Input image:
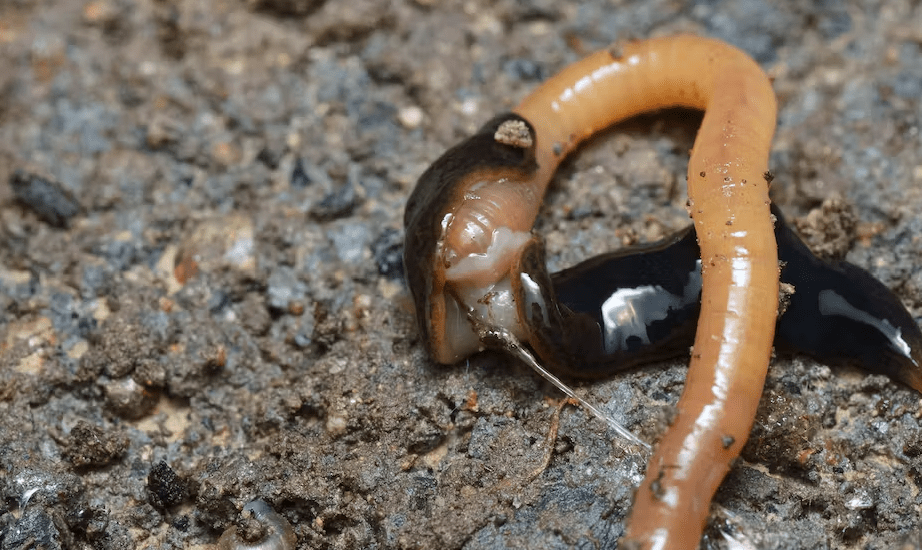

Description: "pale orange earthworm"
405 34 778 549
517 35 779 549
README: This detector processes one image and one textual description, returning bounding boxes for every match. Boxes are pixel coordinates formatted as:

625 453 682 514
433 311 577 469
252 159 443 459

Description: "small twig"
525 397 573 482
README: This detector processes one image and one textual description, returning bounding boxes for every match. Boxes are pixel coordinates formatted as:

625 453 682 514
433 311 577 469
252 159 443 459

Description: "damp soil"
2 0 922 549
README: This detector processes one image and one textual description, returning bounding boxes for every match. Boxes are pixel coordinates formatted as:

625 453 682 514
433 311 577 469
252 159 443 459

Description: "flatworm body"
545 205 922 390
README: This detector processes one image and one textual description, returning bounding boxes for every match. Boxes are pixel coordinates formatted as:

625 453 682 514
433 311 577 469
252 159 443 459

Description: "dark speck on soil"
372 227 405 280
9 169 82 228
2 0 922 549
147 460 188 510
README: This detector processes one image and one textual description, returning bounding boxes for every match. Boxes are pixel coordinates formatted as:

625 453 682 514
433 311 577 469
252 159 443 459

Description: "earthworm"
525 37 779 549
404 34 779 547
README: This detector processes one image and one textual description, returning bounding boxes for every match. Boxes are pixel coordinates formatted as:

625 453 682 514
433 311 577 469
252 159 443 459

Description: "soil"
2 0 922 549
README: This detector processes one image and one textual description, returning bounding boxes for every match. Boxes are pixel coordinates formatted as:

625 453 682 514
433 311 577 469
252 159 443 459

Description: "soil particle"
61 420 129 468
9 170 82 228
147 460 189 510
1 506 69 550
793 195 859 260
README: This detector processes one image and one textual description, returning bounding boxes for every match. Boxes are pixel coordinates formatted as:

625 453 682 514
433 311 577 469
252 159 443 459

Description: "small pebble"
175 213 256 283
9 170 81 228
397 105 424 129
147 460 187 509
372 227 404 280
62 421 128 468
104 376 158 419
310 183 359 220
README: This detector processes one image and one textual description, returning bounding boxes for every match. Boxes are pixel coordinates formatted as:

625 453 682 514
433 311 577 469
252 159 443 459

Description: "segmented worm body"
402 34 922 549
523 35 779 549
